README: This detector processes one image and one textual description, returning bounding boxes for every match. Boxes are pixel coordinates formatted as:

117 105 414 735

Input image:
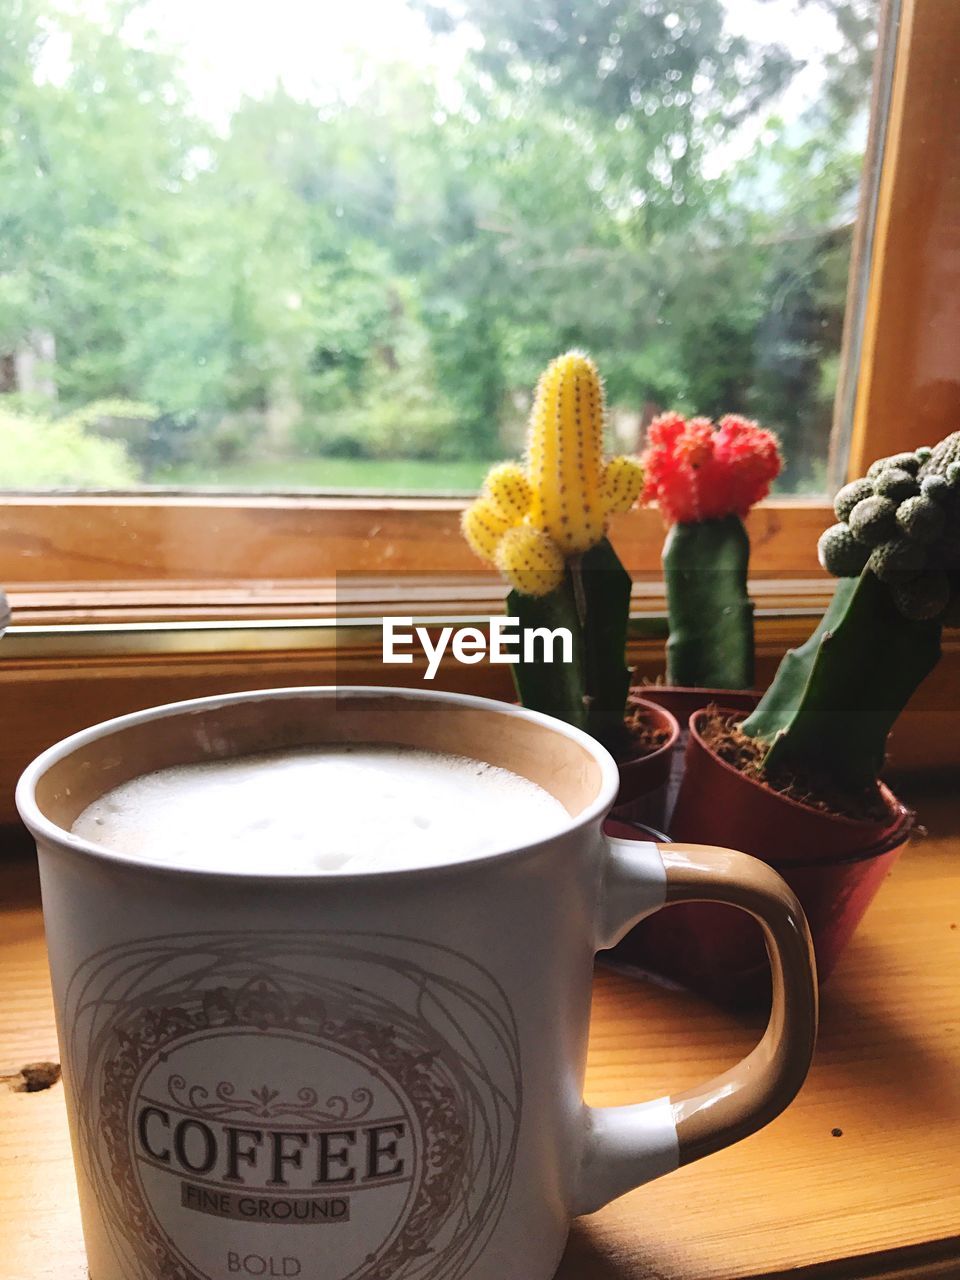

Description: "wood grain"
0 496 830 588
4 574 837 627
846 0 960 478
1 791 958 1280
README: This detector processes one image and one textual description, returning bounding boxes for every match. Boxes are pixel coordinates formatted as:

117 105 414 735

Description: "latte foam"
71 744 568 874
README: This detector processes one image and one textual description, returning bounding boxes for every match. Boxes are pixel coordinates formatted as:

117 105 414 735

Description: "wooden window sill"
2 786 959 1279
1 491 957 819
5 575 836 627
0 608 958 827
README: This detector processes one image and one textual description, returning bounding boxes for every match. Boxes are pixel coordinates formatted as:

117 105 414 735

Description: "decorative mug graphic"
65 931 522 1280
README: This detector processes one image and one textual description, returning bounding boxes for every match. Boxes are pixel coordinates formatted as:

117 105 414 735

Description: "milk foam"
71 744 569 874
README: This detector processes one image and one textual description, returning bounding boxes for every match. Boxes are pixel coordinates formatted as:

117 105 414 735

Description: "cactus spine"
526 353 607 554
462 352 643 595
663 514 754 688
461 351 644 744
742 434 960 794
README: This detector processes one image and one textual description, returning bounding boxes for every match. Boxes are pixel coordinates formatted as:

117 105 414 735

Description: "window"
0 0 958 819
2 0 883 497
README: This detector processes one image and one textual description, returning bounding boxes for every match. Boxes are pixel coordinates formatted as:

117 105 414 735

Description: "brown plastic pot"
611 695 680 830
607 695 914 1006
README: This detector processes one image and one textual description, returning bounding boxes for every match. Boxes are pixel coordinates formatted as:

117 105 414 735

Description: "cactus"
641 412 783 688
504 538 634 740
494 526 565 597
463 352 644 591
742 432 960 795
461 351 644 744
662 515 755 688
814 432 960 620
526 353 608 554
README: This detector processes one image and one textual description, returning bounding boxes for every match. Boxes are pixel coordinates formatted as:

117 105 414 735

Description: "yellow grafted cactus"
460 350 643 597
495 525 565 597
602 455 645 514
527 352 606 554
485 462 532 522
461 498 512 564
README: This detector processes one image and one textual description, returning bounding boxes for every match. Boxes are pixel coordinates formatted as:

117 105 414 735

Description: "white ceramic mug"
17 687 817 1280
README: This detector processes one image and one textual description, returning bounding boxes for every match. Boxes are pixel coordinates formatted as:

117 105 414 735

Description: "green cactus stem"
742 432 960 797
508 537 632 747
663 513 754 689
741 559 942 795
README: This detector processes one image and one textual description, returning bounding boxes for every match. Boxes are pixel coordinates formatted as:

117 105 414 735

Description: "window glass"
0 0 879 494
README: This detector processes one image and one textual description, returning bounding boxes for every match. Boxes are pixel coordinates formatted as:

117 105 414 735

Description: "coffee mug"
17 687 817 1280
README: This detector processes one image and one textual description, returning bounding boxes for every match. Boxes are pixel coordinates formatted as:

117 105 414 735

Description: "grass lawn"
159 454 491 493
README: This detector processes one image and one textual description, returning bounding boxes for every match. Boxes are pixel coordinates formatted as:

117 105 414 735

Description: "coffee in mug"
18 687 817 1280
71 745 569 873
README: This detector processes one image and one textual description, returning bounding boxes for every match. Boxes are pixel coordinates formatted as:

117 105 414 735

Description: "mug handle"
574 837 818 1215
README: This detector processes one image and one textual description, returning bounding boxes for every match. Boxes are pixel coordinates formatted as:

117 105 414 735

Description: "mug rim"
16 685 622 883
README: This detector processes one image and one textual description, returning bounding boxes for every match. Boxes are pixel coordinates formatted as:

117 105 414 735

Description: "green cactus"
741 433 960 795
663 514 754 688
873 467 919 503
848 495 898 546
834 477 873 521
507 537 633 744
817 523 870 577
741 572 941 792
896 494 945 544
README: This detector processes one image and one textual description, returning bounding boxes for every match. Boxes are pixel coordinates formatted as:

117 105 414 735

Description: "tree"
0 0 882 491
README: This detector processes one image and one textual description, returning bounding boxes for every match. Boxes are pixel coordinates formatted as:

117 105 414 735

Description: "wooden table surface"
2 793 959 1280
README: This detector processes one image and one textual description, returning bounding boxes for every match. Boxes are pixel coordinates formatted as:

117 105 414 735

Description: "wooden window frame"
2 1 955 627
0 493 834 626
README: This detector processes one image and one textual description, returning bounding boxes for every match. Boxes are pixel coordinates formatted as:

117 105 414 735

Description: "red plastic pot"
626 687 760 834
670 702 907 861
611 695 680 830
608 694 914 1005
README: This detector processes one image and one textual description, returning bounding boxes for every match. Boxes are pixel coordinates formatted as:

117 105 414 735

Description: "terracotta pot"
629 686 761 833
607 695 914 1005
611 695 680 830
670 703 909 862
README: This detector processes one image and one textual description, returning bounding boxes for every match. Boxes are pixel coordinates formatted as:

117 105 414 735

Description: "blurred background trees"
0 0 878 491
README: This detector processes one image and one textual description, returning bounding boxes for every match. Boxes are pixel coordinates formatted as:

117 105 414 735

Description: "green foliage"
0 0 878 488
417 0 797 220
294 298 460 460
0 404 137 487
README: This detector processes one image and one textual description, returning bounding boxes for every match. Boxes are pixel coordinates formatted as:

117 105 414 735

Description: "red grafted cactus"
641 412 782 524
640 411 783 689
